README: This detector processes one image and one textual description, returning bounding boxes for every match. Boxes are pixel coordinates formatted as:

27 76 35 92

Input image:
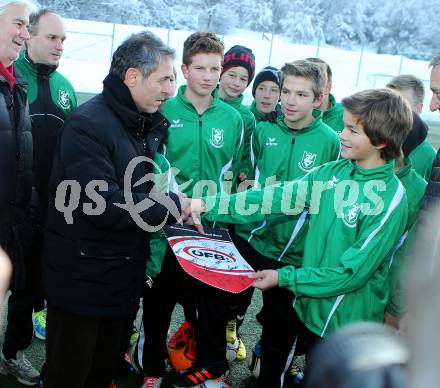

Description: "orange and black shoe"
173 362 229 387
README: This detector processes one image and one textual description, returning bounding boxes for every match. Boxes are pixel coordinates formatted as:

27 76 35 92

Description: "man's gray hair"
430 54 440 68
387 74 425 105
0 0 38 17
110 31 175 80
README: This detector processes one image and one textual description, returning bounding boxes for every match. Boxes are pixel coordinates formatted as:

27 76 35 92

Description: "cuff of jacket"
165 191 182 224
277 265 296 290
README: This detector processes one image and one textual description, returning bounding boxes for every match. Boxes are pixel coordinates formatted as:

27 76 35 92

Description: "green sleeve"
146 153 176 277
245 127 260 182
278 198 408 297
229 118 245 179
203 169 314 225
239 113 256 178
70 88 78 111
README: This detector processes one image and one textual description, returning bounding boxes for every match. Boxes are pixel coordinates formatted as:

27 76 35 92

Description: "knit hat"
221 45 255 86
252 66 282 97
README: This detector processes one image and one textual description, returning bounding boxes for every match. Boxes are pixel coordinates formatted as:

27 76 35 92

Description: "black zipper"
287 136 296 177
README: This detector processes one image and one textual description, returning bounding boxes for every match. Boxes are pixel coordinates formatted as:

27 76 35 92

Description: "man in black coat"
423 54 440 210
0 1 40 385
41 31 185 388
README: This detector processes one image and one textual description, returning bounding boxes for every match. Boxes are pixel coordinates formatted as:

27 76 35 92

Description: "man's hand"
384 311 399 330
250 270 278 290
0 248 11 305
180 198 206 234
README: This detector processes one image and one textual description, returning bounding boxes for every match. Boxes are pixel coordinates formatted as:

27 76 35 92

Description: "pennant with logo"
163 225 255 293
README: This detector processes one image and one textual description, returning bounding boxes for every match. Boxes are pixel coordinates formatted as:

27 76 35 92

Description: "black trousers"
2 227 45 359
231 234 320 388
142 245 249 376
44 304 124 388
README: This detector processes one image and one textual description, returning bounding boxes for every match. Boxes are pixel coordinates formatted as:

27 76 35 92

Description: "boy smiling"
190 88 412 388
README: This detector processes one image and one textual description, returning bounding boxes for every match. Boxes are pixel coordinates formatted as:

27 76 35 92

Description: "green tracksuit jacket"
217 91 255 178
322 94 344 133
387 160 427 317
149 86 244 275
409 140 436 180
236 111 340 266
203 159 408 337
161 85 244 198
15 52 76 213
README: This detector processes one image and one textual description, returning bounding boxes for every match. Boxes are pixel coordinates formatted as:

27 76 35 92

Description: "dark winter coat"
42 74 181 318
421 148 440 210
0 68 33 290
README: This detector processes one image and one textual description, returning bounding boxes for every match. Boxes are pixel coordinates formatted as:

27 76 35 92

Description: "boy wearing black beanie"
250 66 282 123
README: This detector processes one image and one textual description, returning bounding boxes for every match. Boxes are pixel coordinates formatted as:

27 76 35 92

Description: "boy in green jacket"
189 88 412 388
218 45 256 181
387 74 437 180
141 32 244 388
228 60 340 363
307 57 344 133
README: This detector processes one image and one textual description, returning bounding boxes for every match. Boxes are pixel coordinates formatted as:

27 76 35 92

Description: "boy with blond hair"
225 60 340 364
387 74 437 180
306 57 344 133
191 88 412 387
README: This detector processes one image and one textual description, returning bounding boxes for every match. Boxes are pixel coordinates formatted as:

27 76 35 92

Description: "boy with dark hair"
190 88 412 387
218 45 256 182
306 57 344 133
250 66 282 123
386 74 436 180
140 31 244 388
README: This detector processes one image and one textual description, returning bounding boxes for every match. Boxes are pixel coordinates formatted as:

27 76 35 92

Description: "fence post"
398 55 404 74
109 23 116 62
315 39 320 57
167 28 171 46
355 46 364 87
268 32 274 65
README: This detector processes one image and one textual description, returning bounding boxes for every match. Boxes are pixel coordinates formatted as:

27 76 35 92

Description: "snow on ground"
58 18 438 122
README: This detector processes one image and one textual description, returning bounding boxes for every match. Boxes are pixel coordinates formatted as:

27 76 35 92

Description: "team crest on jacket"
298 151 317 172
342 203 362 228
210 128 224 148
58 90 71 110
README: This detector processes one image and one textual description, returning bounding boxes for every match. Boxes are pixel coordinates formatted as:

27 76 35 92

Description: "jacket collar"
250 99 265 121
175 85 219 113
102 73 169 139
347 159 395 181
277 109 323 135
22 51 57 77
215 87 244 109
0 62 27 90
